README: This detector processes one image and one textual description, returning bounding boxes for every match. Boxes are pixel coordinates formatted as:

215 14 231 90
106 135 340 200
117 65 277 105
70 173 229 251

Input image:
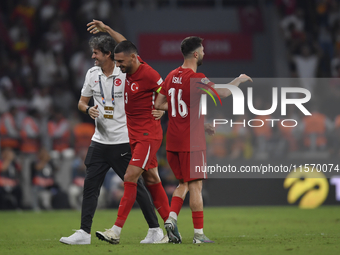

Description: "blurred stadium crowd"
207 0 340 161
1 0 340 210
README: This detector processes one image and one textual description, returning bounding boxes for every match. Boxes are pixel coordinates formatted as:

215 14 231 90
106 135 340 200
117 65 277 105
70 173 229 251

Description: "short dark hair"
114 40 138 55
89 35 116 60
181 36 203 57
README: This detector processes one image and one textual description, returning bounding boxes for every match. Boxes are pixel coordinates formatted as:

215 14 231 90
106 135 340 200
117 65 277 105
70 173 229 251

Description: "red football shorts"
129 139 162 170
167 150 207 182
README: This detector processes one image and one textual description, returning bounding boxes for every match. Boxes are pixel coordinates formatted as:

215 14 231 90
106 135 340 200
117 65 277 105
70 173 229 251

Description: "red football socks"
170 196 184 216
115 182 137 228
192 211 204 229
147 182 170 222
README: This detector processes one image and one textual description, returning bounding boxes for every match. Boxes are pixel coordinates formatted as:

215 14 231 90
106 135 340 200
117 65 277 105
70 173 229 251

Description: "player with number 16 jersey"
156 36 252 244
160 67 210 154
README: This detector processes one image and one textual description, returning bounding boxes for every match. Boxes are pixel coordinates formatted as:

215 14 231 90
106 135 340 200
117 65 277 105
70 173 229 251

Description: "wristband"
86 106 91 115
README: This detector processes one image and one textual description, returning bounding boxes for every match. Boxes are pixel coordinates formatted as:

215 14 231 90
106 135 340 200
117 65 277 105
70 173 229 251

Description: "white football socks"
194 228 203 234
169 211 178 221
111 225 122 235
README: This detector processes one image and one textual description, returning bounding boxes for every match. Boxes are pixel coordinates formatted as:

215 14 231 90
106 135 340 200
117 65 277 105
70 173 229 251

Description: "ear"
131 52 137 59
106 51 112 58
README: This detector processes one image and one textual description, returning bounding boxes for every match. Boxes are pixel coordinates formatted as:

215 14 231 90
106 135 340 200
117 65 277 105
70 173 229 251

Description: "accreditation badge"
104 106 114 119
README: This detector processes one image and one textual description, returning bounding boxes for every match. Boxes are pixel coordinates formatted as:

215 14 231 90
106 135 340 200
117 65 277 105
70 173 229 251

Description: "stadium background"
0 0 340 211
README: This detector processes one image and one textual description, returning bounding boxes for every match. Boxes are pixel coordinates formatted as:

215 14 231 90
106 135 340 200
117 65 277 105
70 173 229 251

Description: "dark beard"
124 65 132 74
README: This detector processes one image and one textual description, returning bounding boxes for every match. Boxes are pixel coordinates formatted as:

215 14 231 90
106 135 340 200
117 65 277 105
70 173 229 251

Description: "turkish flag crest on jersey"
114 78 122 86
131 82 139 93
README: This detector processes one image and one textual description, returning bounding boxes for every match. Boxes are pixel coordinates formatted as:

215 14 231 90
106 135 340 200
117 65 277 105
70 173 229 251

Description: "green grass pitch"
0 206 339 255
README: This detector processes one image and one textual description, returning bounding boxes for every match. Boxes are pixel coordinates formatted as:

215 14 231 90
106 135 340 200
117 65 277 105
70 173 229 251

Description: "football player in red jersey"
87 20 170 244
155 36 252 244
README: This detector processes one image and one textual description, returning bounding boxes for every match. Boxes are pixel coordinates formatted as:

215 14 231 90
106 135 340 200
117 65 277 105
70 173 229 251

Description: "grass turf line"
0 206 339 255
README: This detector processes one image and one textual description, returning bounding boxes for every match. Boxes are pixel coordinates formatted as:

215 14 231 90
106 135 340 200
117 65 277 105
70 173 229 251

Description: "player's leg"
60 142 110 245
129 138 170 223
135 138 170 243
188 179 203 212
167 151 190 220
96 164 144 244
164 151 187 243
188 180 213 243
136 175 168 244
142 167 170 223
106 143 165 243
164 180 187 244
135 177 160 228
169 180 188 219
188 150 213 243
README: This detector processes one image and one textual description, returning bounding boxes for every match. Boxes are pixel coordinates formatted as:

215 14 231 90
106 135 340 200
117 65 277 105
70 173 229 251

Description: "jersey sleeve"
148 68 164 93
138 55 163 93
193 73 214 95
81 69 93 97
159 75 170 96
159 85 167 95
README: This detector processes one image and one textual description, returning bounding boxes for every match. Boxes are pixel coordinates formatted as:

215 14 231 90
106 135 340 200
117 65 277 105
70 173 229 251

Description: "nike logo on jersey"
121 152 128 157
132 158 140 161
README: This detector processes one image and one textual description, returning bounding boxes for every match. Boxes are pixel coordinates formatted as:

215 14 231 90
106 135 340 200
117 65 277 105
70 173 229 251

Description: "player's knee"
123 171 138 183
177 182 189 191
188 180 203 192
143 174 160 186
142 169 161 185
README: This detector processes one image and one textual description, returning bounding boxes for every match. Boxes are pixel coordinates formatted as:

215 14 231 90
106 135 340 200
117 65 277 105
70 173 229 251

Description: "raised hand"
87 19 107 34
238 74 253 83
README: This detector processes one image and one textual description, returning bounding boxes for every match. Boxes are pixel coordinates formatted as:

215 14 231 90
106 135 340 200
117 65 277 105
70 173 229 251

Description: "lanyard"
98 75 115 105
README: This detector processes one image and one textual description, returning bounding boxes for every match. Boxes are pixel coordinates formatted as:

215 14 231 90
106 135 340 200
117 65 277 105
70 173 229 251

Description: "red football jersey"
124 56 163 141
160 66 212 152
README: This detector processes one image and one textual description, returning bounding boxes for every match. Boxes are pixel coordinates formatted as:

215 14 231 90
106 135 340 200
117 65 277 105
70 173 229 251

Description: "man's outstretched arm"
211 74 253 98
87 19 127 43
